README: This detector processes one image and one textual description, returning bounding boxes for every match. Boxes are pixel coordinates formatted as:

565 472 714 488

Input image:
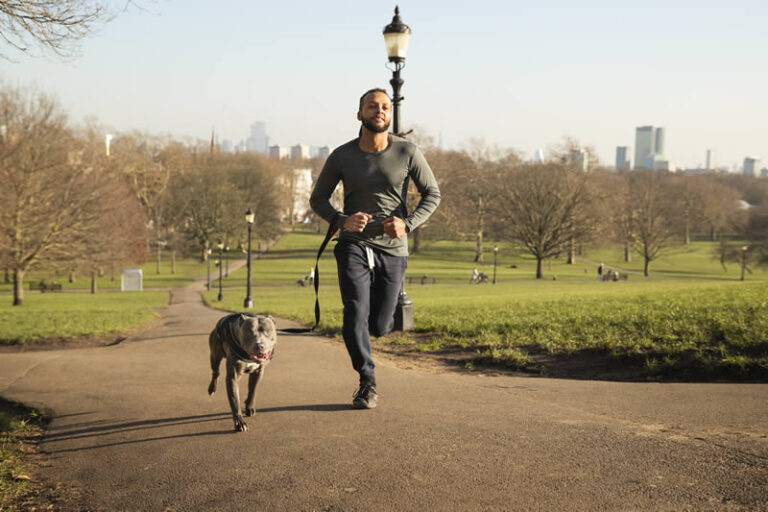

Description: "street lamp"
217 240 224 301
244 208 255 309
224 245 230 277
384 6 414 332
383 6 411 136
493 246 499 284
741 245 748 281
206 247 212 291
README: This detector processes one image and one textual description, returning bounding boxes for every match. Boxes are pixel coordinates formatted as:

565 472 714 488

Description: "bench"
29 281 63 292
408 275 436 285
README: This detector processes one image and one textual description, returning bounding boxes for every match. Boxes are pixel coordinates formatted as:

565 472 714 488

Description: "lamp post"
741 245 748 281
206 247 212 291
244 209 255 309
225 245 230 277
384 6 414 332
217 240 224 301
493 246 499 284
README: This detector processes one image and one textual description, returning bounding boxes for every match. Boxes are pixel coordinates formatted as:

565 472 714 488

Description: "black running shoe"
352 382 378 409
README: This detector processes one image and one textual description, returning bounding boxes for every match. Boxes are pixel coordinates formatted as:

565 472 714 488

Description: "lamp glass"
384 31 410 60
246 210 255 224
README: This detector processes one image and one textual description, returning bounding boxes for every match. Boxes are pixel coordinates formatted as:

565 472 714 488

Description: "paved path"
1 280 767 511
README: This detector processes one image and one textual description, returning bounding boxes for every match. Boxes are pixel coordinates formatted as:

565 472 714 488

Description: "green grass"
0 400 43 511
203 233 768 380
0 291 169 345
0 256 223 292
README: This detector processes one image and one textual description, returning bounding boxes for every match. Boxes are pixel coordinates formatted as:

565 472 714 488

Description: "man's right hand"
343 212 372 233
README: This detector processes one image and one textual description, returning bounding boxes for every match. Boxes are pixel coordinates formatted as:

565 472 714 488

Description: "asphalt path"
1 279 767 511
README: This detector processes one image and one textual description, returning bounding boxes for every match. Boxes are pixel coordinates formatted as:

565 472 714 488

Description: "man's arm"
403 147 441 232
309 155 348 229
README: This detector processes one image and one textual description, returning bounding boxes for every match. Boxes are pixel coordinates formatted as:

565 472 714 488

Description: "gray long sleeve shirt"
310 135 441 257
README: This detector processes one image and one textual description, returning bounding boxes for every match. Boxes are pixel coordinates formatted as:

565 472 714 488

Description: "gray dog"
208 313 277 432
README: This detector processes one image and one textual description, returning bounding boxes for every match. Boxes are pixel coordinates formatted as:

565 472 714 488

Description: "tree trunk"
69 270 75 283
411 227 421 254
474 230 484 263
4 268 9 283
13 268 24 306
684 220 690 245
710 225 716 242
644 257 650 277
171 251 176 274
567 237 575 264
536 257 543 279
624 241 631 263
156 245 161 274
91 271 97 294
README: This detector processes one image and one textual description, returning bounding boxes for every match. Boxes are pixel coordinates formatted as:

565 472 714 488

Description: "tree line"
0 85 291 305
421 141 768 278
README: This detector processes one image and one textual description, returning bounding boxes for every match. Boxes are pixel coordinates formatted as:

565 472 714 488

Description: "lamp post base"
244 297 253 309
393 291 414 331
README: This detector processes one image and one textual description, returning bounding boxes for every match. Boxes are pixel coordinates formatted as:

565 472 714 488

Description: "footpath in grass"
0 291 169 346
204 231 768 381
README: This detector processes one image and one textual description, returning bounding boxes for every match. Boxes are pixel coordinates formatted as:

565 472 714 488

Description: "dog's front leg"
225 365 247 432
244 367 264 417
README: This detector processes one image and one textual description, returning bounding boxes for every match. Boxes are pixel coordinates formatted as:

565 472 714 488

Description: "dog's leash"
279 223 338 334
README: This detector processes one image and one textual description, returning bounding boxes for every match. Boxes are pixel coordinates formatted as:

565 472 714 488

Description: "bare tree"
0 0 116 59
495 162 594 279
629 171 677 277
0 85 147 304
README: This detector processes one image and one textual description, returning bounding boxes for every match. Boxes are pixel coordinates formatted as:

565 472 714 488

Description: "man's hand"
343 212 371 233
382 216 407 238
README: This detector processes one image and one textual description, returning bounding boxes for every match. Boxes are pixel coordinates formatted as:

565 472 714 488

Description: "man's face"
357 91 392 134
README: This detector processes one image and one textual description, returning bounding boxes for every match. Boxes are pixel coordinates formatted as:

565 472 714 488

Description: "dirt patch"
0 334 129 354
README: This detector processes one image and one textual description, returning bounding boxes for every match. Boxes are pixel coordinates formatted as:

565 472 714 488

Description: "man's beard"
361 117 390 133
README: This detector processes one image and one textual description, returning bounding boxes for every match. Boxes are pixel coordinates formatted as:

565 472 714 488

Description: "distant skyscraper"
744 157 760 176
615 146 631 170
568 148 589 172
291 144 310 160
269 145 289 159
317 146 330 159
634 125 665 169
533 148 544 163
247 121 269 153
705 149 714 170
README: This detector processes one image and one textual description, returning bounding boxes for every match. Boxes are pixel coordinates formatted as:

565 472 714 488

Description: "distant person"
308 267 315 285
598 262 604 281
309 88 441 409
470 267 479 284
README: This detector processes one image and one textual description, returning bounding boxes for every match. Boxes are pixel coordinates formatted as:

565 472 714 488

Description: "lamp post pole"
206 247 212 291
225 245 230 277
244 209 255 309
217 240 224 301
493 246 499 284
384 6 414 332
741 246 748 281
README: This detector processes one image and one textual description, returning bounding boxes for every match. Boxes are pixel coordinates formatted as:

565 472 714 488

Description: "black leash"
279 224 338 334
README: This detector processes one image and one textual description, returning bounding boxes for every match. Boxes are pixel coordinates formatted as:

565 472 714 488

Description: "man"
310 88 441 409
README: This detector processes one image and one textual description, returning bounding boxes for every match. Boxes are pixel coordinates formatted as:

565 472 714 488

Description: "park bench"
408 275 436 285
28 281 63 292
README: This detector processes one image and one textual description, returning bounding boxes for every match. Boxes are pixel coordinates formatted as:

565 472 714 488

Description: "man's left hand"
382 217 407 238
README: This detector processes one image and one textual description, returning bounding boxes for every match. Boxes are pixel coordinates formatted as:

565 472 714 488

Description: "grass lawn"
0 256 223 293
203 231 768 380
0 291 169 345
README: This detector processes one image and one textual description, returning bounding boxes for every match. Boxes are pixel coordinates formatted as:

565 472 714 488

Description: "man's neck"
358 129 390 153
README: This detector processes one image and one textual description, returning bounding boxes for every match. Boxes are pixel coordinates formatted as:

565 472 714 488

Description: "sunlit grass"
0 291 169 345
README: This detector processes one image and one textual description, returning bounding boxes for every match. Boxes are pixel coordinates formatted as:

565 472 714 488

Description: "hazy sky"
6 0 767 169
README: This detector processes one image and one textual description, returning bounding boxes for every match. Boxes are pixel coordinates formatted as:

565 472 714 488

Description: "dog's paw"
244 407 255 417
207 383 216 396
234 417 248 432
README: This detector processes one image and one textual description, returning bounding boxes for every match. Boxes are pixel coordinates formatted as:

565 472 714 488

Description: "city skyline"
5 1 767 170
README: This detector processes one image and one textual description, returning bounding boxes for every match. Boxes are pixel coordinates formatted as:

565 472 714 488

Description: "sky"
5 0 767 169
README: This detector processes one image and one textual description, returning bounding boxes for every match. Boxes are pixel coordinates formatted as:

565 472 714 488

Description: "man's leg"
334 241 376 383
369 251 408 338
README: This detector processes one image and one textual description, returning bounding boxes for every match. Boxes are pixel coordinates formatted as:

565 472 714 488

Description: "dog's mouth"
251 350 272 362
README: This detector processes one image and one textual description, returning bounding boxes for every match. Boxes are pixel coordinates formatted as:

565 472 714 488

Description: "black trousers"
334 241 407 383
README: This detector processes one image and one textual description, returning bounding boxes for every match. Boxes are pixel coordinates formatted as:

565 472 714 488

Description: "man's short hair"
358 88 390 110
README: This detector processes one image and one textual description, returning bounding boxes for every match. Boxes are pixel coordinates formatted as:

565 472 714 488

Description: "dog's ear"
238 313 247 326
